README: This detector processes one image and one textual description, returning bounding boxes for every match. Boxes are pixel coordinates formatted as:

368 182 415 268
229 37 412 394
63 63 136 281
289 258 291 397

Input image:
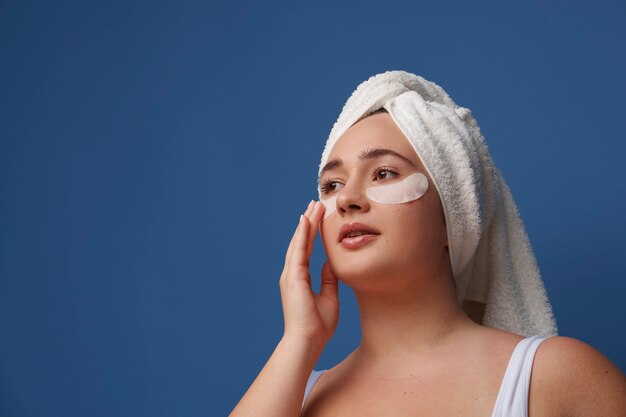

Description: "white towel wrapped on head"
318 70 558 338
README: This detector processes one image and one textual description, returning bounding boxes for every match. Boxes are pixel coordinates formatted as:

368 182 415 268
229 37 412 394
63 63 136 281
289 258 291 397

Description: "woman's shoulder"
530 336 626 416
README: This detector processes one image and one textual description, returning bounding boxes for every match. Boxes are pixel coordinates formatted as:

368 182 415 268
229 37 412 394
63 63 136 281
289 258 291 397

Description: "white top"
301 335 547 417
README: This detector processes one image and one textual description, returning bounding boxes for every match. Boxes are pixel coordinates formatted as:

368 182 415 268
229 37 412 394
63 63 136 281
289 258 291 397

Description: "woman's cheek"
319 220 335 256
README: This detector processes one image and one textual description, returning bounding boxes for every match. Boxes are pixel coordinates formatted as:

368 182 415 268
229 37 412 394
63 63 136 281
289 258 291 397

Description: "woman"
230 71 626 417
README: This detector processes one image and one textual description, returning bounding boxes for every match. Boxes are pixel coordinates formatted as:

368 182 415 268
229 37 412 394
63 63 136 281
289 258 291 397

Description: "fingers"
289 208 311 268
320 261 339 302
285 200 315 264
306 202 325 259
282 200 326 288
285 200 324 263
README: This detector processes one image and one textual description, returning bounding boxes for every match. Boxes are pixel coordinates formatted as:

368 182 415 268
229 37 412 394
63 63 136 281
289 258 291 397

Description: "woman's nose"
336 181 370 215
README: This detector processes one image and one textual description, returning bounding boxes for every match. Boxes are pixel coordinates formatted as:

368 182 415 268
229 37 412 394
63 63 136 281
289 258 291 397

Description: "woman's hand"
228 202 338 417
279 201 339 353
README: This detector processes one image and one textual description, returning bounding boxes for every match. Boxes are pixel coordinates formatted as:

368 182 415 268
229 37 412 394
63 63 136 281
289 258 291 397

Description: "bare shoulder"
529 336 626 417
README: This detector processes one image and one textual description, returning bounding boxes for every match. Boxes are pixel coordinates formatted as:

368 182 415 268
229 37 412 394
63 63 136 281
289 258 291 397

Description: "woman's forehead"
327 113 422 166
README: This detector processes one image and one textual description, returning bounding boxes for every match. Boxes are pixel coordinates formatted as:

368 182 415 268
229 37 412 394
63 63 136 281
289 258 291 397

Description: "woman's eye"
320 180 343 194
374 168 398 181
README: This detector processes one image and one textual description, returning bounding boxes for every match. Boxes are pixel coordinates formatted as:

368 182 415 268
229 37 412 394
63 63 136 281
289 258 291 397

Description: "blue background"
1 1 624 415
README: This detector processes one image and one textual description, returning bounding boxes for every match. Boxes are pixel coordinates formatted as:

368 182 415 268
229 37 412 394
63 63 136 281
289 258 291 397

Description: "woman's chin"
330 258 398 286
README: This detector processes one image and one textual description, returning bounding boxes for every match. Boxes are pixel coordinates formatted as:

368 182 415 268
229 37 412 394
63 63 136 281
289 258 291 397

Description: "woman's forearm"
229 336 323 417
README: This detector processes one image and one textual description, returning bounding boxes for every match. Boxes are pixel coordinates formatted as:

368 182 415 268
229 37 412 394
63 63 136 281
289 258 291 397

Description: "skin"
229 112 626 417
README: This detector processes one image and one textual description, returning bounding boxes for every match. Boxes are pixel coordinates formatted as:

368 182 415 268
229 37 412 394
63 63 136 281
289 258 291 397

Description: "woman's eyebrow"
319 148 416 179
359 148 416 168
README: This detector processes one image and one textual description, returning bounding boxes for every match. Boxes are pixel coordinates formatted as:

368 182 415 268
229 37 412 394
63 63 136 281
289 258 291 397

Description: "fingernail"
299 214 304 223
308 200 315 209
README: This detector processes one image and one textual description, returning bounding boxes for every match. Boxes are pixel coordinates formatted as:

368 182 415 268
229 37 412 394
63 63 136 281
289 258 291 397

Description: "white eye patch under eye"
321 195 337 219
320 172 429 219
366 172 429 204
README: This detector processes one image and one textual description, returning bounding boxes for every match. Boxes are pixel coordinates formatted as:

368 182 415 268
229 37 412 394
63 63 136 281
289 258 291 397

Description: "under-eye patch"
366 172 429 204
320 172 429 219
321 195 338 219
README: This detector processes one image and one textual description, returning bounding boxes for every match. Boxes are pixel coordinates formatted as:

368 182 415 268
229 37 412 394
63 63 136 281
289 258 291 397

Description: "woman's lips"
340 233 379 249
338 222 381 249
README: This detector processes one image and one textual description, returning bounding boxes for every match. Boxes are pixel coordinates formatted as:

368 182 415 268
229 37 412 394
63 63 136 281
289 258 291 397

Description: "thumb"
320 261 338 302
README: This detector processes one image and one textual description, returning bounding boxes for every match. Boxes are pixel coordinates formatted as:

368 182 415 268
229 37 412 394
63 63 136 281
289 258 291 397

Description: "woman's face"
319 112 449 292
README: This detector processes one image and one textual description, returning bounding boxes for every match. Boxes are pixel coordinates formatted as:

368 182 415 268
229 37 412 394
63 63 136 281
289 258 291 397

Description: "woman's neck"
349 260 477 371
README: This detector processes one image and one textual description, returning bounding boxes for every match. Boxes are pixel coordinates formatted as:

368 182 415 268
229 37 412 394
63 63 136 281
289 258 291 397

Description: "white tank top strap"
491 335 547 417
301 369 327 411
